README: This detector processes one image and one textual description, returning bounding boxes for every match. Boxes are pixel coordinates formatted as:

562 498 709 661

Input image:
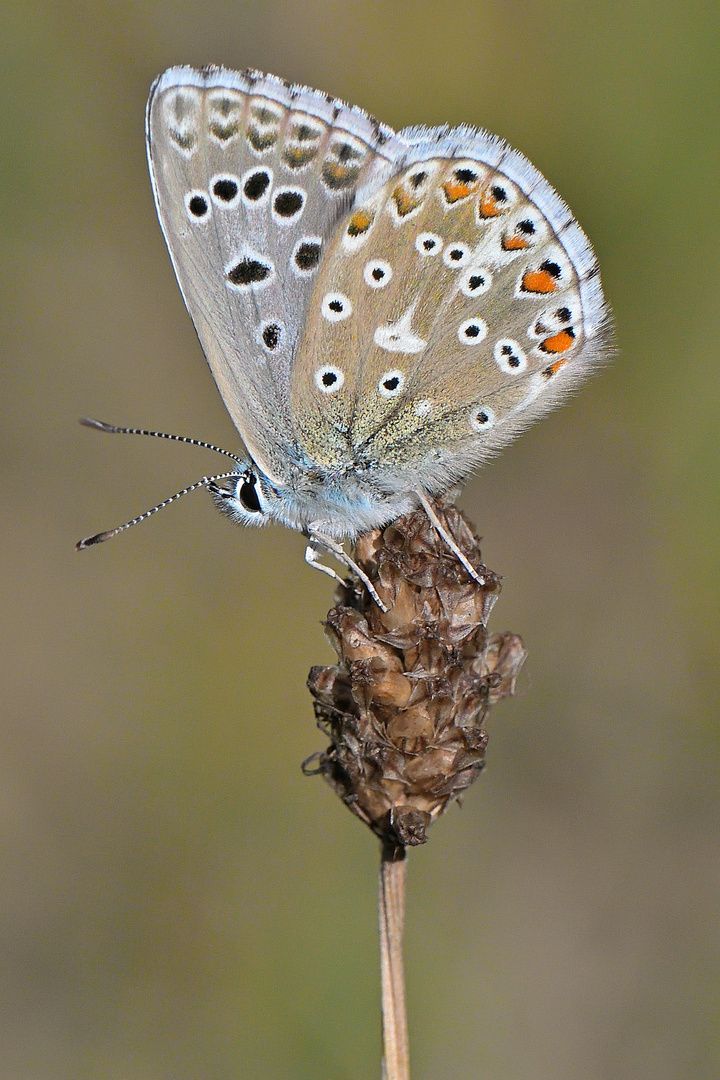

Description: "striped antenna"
79 418 243 463
76 470 240 549
77 418 242 550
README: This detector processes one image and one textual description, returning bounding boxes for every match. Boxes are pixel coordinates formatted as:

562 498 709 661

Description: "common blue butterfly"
80 66 610 601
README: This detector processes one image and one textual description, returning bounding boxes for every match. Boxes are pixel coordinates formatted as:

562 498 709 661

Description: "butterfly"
80 65 610 604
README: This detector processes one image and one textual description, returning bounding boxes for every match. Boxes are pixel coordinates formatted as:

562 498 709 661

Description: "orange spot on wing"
540 329 576 353
347 208 374 236
543 357 569 377
502 233 529 250
443 179 475 203
522 269 558 293
392 185 421 217
478 190 503 217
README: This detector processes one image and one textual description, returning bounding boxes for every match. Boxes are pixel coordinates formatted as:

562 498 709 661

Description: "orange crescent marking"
347 209 374 236
502 234 529 250
522 269 558 293
443 179 475 203
543 357 569 376
478 191 503 217
541 330 576 353
392 185 421 217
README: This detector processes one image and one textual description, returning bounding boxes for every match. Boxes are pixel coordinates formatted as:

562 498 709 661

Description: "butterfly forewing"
146 66 404 481
291 133 608 487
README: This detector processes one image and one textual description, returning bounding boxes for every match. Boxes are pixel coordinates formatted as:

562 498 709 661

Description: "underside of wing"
290 126 611 493
146 66 406 479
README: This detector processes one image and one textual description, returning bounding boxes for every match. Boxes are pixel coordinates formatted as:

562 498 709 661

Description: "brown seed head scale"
305 498 527 851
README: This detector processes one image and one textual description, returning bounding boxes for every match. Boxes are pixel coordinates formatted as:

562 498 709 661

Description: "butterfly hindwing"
290 128 609 491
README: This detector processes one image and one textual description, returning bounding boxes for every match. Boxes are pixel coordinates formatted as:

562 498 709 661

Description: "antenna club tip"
76 530 117 550
80 418 118 432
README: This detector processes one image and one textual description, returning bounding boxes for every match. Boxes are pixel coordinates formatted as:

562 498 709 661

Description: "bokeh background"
3 1 719 1077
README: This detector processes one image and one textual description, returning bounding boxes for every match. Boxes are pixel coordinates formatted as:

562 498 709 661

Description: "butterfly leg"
413 490 486 586
306 532 388 612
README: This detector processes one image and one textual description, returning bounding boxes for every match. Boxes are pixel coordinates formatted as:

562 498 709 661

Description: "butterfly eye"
458 318 488 345
470 405 497 432
415 232 442 257
238 474 262 514
378 370 405 397
364 260 392 289
315 365 345 393
321 293 352 322
443 242 471 268
494 338 527 373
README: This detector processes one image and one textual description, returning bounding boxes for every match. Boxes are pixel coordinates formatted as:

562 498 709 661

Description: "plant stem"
379 843 409 1080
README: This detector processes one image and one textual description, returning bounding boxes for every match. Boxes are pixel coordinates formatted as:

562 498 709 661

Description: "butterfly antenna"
79 417 243 463
76 469 240 550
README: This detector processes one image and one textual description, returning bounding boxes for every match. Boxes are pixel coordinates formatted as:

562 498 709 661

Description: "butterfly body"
146 66 610 544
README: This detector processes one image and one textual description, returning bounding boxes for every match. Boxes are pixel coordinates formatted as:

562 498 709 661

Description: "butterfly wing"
146 66 406 482
290 125 610 494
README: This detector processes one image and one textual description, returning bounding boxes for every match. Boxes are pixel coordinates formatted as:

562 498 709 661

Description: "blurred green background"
2 1 719 1077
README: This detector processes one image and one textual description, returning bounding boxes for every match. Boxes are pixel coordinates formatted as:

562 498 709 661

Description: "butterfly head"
209 463 280 527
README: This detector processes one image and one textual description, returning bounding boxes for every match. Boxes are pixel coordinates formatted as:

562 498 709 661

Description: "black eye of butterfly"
238 474 262 514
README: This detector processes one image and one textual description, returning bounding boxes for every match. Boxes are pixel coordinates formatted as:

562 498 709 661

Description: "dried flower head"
306 499 526 849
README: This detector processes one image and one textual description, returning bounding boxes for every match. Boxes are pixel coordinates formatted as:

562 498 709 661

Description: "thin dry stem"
379 844 409 1080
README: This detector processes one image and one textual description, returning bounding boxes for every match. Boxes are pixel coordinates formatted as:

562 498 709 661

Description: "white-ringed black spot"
458 317 488 344
242 169 271 202
494 338 527 373
443 242 471 268
314 365 345 393
556 306 572 323
454 167 478 183
226 256 274 288
321 292 352 322
378 370 405 398
409 171 427 188
416 232 442 257
517 219 536 235
273 188 305 219
540 258 562 279
470 404 497 432
363 259 392 289
185 191 210 220
293 238 322 273
491 185 508 203
261 322 282 351
461 268 492 297
212 176 239 203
